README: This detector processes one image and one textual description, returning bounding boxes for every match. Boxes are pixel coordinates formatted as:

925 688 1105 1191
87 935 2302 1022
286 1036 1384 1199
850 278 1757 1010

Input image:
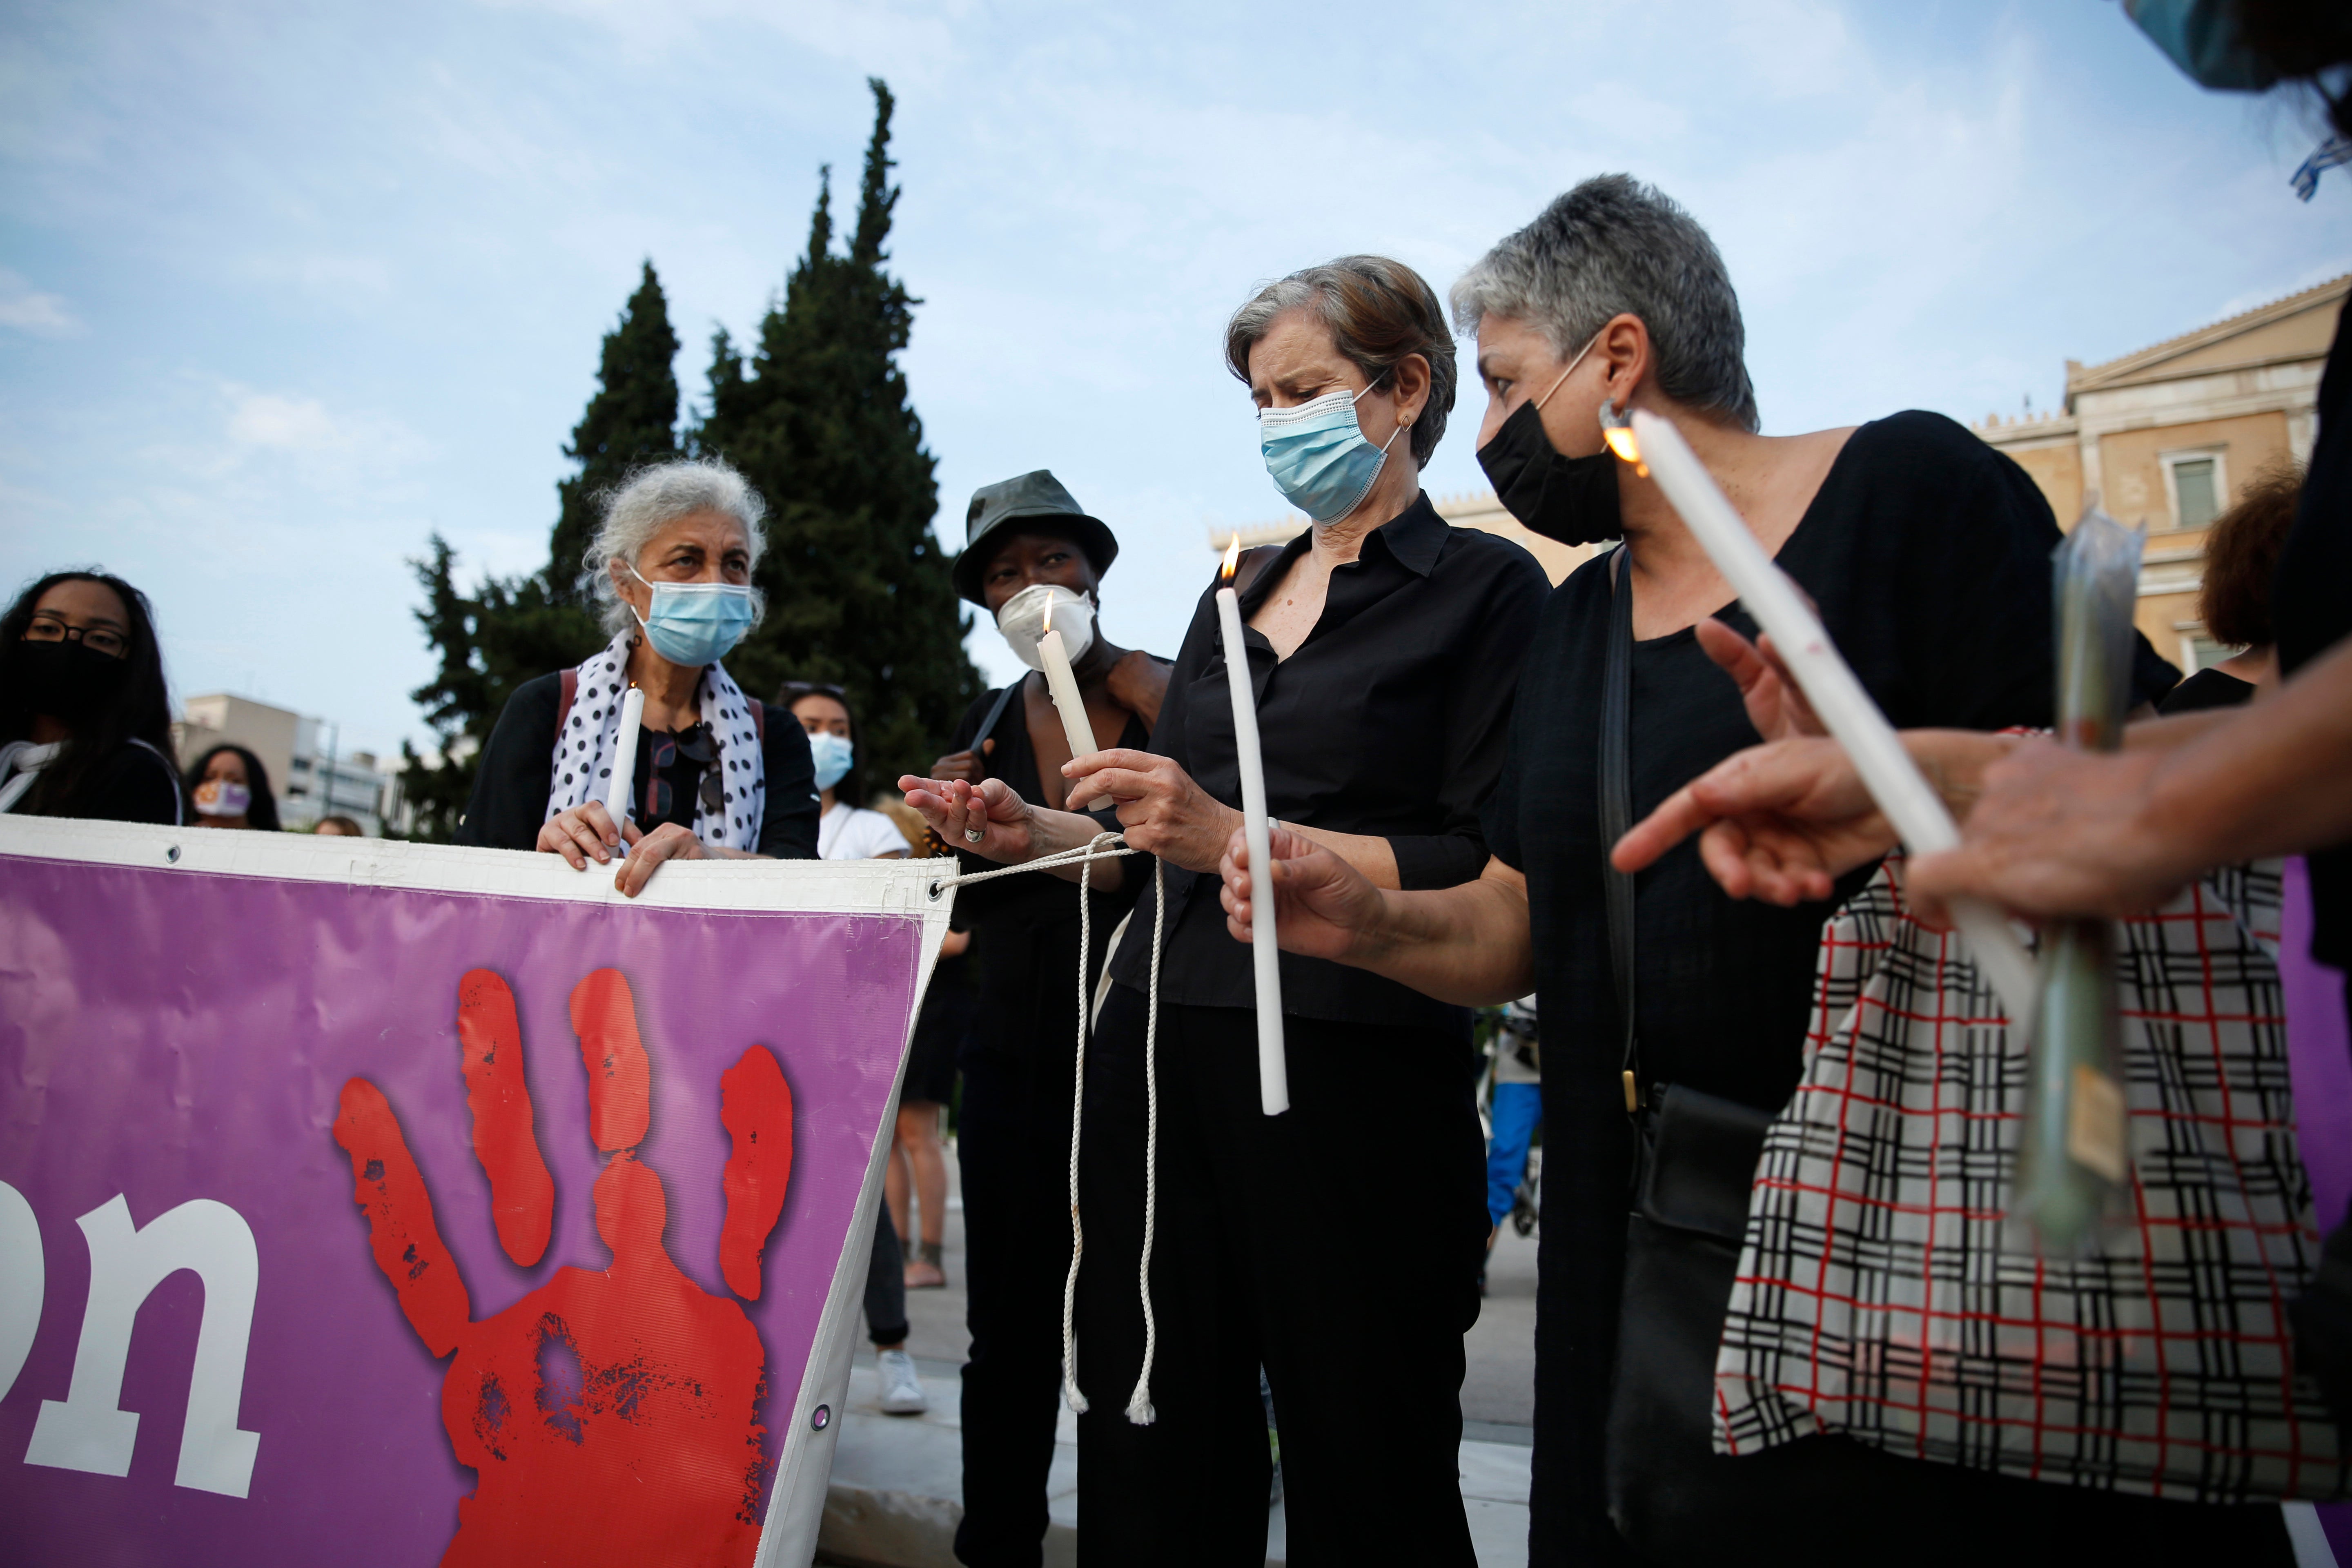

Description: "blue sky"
4 0 2348 760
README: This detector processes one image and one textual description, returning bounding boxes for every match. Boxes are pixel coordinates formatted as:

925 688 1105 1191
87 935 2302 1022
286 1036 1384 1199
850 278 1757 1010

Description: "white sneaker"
877 1349 928 1416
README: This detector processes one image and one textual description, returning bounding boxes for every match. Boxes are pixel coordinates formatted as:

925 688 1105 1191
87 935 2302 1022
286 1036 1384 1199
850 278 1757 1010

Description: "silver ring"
964 826 986 844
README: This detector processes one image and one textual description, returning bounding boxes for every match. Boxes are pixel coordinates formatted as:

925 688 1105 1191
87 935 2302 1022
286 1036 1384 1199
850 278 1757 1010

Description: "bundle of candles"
2011 506 2143 1250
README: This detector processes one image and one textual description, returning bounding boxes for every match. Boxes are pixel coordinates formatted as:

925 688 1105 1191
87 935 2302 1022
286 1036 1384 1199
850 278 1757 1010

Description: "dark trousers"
954 1033 1078 1566
1073 988 1488 1568
864 1200 907 1347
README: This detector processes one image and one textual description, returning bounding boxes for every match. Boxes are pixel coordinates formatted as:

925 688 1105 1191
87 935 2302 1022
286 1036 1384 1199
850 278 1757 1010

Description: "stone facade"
1975 275 2341 671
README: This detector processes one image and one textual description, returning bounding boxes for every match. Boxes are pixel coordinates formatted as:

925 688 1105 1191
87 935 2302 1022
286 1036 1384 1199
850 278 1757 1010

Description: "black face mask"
18 639 129 717
1475 395 1623 546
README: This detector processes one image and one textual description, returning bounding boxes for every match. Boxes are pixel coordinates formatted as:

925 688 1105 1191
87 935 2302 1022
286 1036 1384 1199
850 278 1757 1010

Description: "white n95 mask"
995 584 1095 673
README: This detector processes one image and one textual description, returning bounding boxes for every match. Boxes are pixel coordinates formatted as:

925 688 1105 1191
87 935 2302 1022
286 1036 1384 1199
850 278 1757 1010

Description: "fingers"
569 968 651 1154
455 970 555 1267
1611 784 1718 874
1694 617 1764 686
1752 635 1823 735
717 1045 794 1301
613 825 696 898
332 1078 470 1355
1066 748 1158 778
1064 766 1156 813
540 809 611 870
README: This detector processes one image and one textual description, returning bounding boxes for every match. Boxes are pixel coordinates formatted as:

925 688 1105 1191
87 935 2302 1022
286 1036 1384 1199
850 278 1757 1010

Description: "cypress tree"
693 76 978 794
398 266 682 837
550 262 682 601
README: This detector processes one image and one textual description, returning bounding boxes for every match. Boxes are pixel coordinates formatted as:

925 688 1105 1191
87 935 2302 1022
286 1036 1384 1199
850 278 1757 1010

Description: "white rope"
928 829 1164 1426
1125 856 1165 1425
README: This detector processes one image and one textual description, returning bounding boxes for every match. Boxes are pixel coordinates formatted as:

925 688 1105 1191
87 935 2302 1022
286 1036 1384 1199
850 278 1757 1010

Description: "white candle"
1217 538 1289 1116
1036 600 1100 765
1624 410 2039 1030
605 684 645 857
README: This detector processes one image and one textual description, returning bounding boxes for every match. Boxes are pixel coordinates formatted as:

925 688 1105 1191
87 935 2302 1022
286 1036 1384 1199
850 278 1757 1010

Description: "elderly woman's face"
615 510 752 621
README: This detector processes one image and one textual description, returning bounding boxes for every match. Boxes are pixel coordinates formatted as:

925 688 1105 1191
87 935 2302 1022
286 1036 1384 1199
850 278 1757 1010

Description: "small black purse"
1593 548 1777 1553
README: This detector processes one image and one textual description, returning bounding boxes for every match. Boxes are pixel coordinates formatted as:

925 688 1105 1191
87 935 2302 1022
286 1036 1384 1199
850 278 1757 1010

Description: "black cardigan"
455 670 819 858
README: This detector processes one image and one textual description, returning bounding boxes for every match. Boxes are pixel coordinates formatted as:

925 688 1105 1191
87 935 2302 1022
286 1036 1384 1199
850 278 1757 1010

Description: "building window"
2161 450 2227 530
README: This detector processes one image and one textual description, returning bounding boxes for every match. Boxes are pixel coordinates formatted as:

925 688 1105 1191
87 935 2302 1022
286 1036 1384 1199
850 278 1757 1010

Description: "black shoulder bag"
1597 546 1780 1555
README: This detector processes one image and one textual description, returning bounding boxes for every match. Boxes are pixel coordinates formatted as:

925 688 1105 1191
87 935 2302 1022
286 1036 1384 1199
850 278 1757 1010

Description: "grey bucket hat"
954 470 1120 606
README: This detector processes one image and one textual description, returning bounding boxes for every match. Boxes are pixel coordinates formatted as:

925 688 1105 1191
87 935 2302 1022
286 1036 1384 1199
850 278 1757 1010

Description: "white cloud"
0 269 79 335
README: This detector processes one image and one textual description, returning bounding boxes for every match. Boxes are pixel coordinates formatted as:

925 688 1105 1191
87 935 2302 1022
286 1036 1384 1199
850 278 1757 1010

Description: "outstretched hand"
900 773 1038 863
1610 735 1897 906
1217 822 1387 962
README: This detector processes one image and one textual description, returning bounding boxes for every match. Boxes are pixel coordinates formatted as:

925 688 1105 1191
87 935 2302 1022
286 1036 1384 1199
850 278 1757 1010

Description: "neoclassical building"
1974 274 2341 671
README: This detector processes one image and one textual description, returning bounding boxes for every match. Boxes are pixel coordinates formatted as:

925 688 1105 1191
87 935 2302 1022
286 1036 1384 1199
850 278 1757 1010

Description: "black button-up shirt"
1107 491 1549 1030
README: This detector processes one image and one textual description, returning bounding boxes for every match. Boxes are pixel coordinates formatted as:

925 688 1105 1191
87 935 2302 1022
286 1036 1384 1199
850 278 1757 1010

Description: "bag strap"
747 696 766 742
1600 546 1640 1116
968 680 1022 768
556 668 579 737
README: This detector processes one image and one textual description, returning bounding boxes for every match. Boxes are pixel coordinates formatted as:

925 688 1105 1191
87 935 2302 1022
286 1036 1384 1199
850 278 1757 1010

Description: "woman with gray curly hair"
456 458 819 891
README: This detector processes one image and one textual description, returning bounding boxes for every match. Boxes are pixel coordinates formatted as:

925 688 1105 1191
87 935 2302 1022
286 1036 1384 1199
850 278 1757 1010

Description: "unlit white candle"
606 684 645 857
1216 583 1290 1116
1036 626 1100 764
1627 409 2039 1028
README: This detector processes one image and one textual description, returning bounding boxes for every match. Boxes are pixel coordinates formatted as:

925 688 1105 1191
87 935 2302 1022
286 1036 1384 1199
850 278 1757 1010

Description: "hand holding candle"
1622 409 2040 1031
1216 537 1289 1116
605 684 646 858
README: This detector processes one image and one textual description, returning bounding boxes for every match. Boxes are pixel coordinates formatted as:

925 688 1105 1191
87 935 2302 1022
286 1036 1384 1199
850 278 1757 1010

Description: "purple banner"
0 847 922 1566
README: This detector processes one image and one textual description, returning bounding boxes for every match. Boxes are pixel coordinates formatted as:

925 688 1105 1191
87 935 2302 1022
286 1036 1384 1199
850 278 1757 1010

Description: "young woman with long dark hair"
181 743 282 831
0 570 180 825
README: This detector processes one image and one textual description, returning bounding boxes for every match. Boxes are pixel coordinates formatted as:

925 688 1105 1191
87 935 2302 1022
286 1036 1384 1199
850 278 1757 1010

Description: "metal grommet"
928 881 943 900
165 845 181 863
810 1404 832 1431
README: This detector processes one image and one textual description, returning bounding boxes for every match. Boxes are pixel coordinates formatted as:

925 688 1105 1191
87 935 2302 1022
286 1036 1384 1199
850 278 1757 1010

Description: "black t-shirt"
1485 410 2178 1556
1106 493 1550 1030
2156 666 2254 716
455 670 820 858
2274 299 2352 970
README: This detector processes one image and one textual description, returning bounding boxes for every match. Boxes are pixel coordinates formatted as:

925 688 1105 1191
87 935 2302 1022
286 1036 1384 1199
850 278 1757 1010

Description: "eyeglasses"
24 615 128 659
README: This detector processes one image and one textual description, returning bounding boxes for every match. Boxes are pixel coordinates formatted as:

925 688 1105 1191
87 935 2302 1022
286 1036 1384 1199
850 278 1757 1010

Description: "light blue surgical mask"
2122 0 2277 90
806 731 853 792
1258 382 1404 524
626 564 757 666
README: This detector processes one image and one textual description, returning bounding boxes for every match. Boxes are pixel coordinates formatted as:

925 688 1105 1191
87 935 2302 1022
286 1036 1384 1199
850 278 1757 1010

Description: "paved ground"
819 1140 1538 1567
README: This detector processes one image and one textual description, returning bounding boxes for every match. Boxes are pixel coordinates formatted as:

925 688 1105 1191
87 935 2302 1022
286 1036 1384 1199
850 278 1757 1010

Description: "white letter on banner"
0 1181 42 1403
24 1195 261 1498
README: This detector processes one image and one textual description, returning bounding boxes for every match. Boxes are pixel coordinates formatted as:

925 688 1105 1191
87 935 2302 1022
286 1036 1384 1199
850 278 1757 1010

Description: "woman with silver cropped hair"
1209 177 2251 1565
457 458 820 885
904 254 1549 1565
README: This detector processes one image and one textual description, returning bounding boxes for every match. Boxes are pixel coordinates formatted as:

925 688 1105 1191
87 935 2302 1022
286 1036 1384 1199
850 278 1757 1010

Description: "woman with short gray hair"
903 254 1549 1565
1216 176 2190 1564
456 458 819 886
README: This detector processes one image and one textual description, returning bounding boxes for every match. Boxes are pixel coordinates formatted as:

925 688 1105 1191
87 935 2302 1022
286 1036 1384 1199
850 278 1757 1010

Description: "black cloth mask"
18 639 129 716
1476 396 1623 546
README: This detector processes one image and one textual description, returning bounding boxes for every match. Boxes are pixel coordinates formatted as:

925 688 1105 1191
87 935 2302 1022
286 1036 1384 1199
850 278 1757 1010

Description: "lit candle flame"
1221 535 1242 582
1043 595 1053 635
1601 425 1647 477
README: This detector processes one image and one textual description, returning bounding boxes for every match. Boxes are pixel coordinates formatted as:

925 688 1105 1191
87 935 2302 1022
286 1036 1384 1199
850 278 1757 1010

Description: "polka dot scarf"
544 631 767 852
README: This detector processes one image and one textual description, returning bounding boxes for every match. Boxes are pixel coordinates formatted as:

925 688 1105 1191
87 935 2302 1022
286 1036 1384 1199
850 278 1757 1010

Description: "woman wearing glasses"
0 570 181 825
458 459 820 884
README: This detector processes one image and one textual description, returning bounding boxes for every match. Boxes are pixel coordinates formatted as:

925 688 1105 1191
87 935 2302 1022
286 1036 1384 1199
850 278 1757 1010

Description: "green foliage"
691 76 980 793
399 269 678 836
550 262 682 603
398 536 602 840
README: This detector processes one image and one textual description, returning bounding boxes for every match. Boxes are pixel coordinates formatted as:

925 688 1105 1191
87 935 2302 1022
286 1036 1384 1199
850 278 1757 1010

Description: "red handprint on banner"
332 967 794 1568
